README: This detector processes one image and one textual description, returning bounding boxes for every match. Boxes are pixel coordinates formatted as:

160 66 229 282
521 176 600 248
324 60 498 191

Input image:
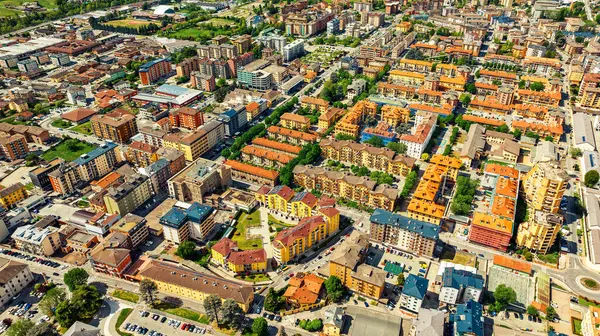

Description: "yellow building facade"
516 211 563 254
0 183 27 209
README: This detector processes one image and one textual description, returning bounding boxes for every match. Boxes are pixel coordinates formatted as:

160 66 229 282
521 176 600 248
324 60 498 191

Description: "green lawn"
71 121 93 135
232 211 263 250
116 308 134 336
235 273 271 283
573 318 583 335
208 18 237 27
267 214 295 228
51 119 72 128
0 0 57 17
0 116 28 125
41 139 95 162
106 18 160 27
111 289 139 303
579 297 600 308
156 305 210 324
537 252 559 265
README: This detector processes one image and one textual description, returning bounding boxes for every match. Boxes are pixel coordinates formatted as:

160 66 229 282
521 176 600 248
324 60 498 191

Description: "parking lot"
122 309 212 336
365 245 432 284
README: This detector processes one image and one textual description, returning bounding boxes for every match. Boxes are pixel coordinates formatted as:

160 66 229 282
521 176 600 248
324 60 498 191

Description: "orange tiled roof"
472 212 513 235
408 198 445 219
479 69 517 80
511 120 563 135
252 137 302 155
228 248 266 265
493 255 532 274
281 113 310 124
517 89 561 100
462 115 505 126
267 125 318 142
485 163 519 179
475 82 499 90
378 82 417 93
224 160 279 180
430 154 462 169
495 176 518 198
491 196 515 218
90 172 122 190
390 70 426 79
400 59 433 67
413 180 440 201
412 42 439 50
408 103 452 116
246 101 260 111
241 145 292 164
301 96 329 107
470 98 513 112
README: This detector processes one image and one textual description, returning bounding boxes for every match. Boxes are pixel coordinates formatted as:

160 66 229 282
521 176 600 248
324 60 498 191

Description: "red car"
181 323 187 330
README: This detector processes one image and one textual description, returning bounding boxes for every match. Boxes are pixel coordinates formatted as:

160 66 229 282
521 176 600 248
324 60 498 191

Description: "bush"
585 170 600 188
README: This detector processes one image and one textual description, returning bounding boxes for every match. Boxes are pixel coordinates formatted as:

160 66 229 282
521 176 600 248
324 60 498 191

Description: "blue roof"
370 209 440 240
72 142 117 166
147 158 170 174
402 274 429 300
156 84 190 96
186 203 214 223
139 58 170 72
454 300 484 336
160 208 188 229
442 268 484 291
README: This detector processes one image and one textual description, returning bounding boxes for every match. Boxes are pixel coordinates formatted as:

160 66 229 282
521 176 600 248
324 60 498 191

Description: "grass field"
116 308 134 336
0 0 57 17
232 211 263 250
71 121 93 135
51 119 72 129
235 273 270 283
111 289 139 303
207 18 237 27
105 18 159 28
41 139 95 162
156 304 210 324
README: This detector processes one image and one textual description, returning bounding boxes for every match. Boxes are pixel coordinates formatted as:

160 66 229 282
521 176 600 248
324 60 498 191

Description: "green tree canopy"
63 268 89 291
585 170 600 187
493 284 517 311
39 287 66 316
6 319 34 336
324 276 345 302
176 240 197 259
203 294 222 324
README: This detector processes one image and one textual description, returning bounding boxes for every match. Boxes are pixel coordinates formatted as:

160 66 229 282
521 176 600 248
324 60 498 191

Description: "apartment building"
168 158 232 204
399 112 437 159
89 243 132 278
397 59 433 73
12 225 61 256
381 105 410 127
91 113 138 144
369 209 440 258
139 260 254 312
317 107 345 130
160 202 216 244
169 107 205 130
139 58 173 85
231 35 252 54
469 164 520 251
0 258 34 307
439 267 484 305
579 73 600 109
224 159 279 187
377 82 417 100
103 174 153 216
333 100 377 139
0 133 28 161
211 238 267 274
255 185 320 219
109 214 149 249
266 126 317 146
522 162 568 214
251 138 302 157
320 139 415 177
293 165 398 211
516 210 563 254
241 145 292 169
29 159 62 190
400 274 429 314
329 231 386 299
280 113 310 131
163 120 225 161
272 211 340 264
301 97 329 113
454 301 484 336
0 183 27 209
285 11 334 37
516 89 561 108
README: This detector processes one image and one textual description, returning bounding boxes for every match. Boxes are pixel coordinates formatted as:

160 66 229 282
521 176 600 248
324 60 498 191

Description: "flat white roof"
0 37 65 57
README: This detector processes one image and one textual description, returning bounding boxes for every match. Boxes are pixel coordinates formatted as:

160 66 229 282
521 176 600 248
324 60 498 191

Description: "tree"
217 78 227 88
546 306 559 321
459 93 471 106
387 142 407 154
493 284 517 311
204 294 222 324
465 83 477 94
324 276 345 302
530 82 545 91
39 287 66 316
264 288 285 312
252 318 268 336
176 240 197 259
544 135 554 142
64 139 82 153
63 268 88 291
220 299 244 329
6 319 34 336
27 322 59 336
139 279 158 305
365 136 384 148
397 273 405 287
571 147 583 158
527 305 539 317
335 133 355 141
585 170 600 187
55 301 78 328
71 285 103 319
421 153 430 161
495 124 509 133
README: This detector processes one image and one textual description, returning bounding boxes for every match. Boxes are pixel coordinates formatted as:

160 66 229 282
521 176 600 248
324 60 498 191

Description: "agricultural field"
0 0 57 17
105 18 159 28
207 18 237 27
